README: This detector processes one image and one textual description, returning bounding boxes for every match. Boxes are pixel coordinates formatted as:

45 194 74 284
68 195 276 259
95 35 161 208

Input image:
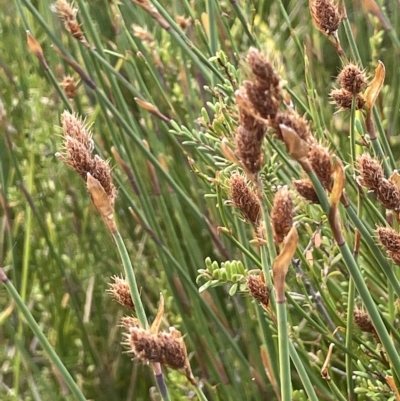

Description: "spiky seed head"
121 316 140 329
229 174 261 226
243 80 280 119
357 155 400 211
330 88 365 110
108 276 135 310
309 0 341 35
271 186 293 243
246 274 270 308
274 110 312 143
308 145 333 191
357 154 384 191
52 0 90 47
338 64 367 94
293 179 320 203
246 47 280 87
376 226 400 265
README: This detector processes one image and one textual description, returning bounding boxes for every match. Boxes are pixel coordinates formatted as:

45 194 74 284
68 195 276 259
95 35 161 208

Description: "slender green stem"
13 142 35 397
288 342 319 401
345 278 355 401
1 270 87 401
112 230 147 328
277 302 292 401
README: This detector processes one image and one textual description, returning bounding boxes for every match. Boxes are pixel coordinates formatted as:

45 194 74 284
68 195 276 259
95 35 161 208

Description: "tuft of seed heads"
338 64 367 94
126 326 195 383
357 155 400 211
376 227 400 265
308 145 333 191
309 0 341 35
271 186 293 243
229 174 261 226
246 275 270 308
293 179 320 203
108 276 135 310
330 88 365 110
57 111 118 232
58 111 117 205
52 0 90 47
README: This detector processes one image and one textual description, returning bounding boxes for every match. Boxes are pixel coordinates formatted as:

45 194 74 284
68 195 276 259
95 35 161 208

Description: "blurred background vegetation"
1 0 400 400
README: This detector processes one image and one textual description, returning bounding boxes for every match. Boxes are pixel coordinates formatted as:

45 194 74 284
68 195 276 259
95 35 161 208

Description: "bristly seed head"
229 174 261 226
338 64 367 94
108 276 135 310
126 326 195 383
308 145 333 191
52 0 90 47
357 155 400 211
293 179 320 204
246 47 280 87
376 226 400 265
271 186 293 243
246 274 270 309
309 0 341 35
330 88 365 110
121 316 140 329
274 109 312 143
357 154 384 191
59 111 117 206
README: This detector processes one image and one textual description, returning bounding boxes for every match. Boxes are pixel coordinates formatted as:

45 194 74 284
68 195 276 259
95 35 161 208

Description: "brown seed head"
246 47 280 87
59 111 117 206
357 154 384 191
293 179 320 203
52 0 90 47
330 88 366 110
354 309 375 334
243 80 280 119
246 274 270 308
229 174 261 226
121 316 140 329
309 0 341 35
128 327 188 370
357 155 400 211
274 109 312 143
234 89 267 175
308 145 333 191
108 276 135 310
176 15 191 30
60 76 77 98
271 186 293 243
376 226 400 265
338 64 367 94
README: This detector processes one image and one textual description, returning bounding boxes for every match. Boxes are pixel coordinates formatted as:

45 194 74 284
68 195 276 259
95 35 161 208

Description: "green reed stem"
112 230 147 328
277 301 292 401
1 269 87 401
288 342 319 401
345 278 356 401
